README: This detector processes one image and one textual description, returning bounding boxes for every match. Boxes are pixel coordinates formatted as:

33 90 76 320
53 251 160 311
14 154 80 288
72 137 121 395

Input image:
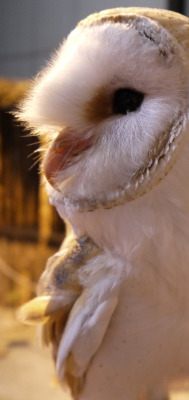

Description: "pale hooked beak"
43 128 94 187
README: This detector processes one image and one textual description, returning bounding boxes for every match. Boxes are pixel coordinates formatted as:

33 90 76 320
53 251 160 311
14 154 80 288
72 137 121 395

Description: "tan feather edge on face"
56 8 187 212
66 112 187 213
79 8 189 55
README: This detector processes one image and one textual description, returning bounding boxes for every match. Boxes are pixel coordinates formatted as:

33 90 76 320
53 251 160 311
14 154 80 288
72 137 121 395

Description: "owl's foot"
17 236 100 328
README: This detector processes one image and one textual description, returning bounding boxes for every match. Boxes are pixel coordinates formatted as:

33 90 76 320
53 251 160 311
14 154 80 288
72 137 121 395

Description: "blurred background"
0 1 189 399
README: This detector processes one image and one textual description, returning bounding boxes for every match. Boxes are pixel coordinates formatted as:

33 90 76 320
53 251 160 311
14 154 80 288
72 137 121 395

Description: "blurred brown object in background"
0 78 31 109
0 78 64 307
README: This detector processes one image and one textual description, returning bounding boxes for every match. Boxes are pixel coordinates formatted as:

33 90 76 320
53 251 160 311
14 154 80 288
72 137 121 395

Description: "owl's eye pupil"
112 88 144 115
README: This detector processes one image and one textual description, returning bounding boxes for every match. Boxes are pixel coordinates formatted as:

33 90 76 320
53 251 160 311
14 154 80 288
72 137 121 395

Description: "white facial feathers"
18 9 189 212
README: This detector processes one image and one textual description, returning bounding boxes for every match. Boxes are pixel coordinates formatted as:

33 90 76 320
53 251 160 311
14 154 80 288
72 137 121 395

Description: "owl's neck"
67 144 189 270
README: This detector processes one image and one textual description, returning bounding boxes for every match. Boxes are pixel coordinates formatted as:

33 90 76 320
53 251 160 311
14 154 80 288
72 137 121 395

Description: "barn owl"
17 7 189 400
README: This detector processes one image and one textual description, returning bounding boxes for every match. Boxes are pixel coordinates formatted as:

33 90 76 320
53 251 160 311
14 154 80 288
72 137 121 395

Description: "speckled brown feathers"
17 236 101 396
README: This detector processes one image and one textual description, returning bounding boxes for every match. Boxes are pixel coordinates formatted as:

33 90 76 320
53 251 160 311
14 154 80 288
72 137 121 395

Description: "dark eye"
112 88 144 115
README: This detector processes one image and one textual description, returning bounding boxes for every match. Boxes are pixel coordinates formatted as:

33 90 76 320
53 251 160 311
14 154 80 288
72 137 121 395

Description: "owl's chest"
72 189 188 260
69 184 189 307
79 214 189 400
80 263 189 400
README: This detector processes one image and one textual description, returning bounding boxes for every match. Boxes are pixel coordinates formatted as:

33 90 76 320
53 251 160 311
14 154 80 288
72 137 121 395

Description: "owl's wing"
17 236 123 398
56 277 119 397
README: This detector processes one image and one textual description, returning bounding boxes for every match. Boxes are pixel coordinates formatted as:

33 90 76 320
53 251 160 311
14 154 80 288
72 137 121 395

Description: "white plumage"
17 7 189 400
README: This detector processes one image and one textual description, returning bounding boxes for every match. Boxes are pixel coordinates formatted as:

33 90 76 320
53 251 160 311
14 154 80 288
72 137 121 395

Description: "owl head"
18 7 189 213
